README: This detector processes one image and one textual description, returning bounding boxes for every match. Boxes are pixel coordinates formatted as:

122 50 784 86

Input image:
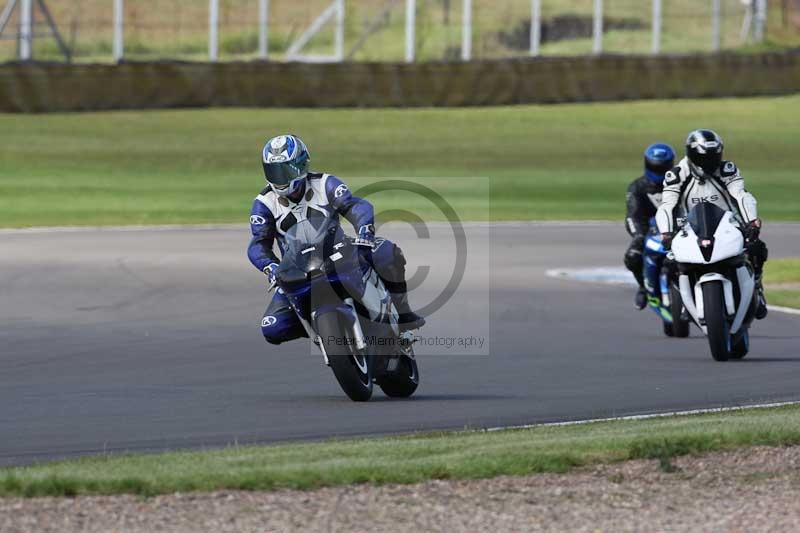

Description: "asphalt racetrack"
2 223 800 466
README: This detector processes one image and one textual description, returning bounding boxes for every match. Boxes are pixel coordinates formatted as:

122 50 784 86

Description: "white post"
19 0 32 60
711 0 721 51
405 0 415 62
258 0 269 59
335 0 344 61
113 0 124 62
754 0 767 42
530 0 541 56
209 0 219 62
652 0 662 54
461 0 471 61
592 0 603 54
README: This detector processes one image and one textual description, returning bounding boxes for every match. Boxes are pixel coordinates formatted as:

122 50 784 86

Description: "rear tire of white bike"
730 330 749 360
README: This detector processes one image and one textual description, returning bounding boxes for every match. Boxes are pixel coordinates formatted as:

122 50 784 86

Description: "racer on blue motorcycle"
624 143 676 310
247 134 425 345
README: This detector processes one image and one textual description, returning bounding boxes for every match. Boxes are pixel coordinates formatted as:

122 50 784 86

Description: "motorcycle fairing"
643 228 674 323
673 205 744 265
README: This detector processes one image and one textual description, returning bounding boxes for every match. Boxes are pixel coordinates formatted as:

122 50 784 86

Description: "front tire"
703 281 731 362
317 312 373 402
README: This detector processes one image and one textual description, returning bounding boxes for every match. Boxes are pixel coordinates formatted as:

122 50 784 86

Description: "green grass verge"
765 257 800 309
2 404 800 498
1 95 798 227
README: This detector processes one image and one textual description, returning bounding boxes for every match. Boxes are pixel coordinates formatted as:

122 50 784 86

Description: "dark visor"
646 159 673 174
264 161 304 186
689 151 722 173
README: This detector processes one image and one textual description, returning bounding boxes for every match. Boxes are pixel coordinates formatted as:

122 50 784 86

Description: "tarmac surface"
2 222 799 466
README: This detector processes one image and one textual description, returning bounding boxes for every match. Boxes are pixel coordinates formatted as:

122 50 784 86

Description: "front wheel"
317 312 373 402
703 281 731 362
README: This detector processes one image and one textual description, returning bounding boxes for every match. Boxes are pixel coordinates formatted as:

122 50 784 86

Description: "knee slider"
261 313 287 344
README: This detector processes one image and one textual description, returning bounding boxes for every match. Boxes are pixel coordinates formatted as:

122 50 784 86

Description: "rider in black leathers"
624 143 676 310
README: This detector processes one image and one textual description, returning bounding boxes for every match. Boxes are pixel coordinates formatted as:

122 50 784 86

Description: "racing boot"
754 278 768 320
624 246 647 311
390 285 425 331
746 240 768 320
634 287 647 310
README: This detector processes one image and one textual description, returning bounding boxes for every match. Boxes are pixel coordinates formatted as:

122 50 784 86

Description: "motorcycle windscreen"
686 203 727 262
279 217 337 281
687 203 727 240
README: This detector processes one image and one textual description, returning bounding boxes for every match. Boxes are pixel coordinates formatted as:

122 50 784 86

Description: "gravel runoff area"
2 446 800 532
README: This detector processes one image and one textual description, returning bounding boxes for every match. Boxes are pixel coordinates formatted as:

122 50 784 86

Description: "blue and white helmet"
262 134 310 197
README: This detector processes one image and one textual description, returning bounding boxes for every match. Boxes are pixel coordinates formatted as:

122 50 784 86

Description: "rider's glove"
263 263 279 287
354 224 376 249
661 232 674 251
744 219 762 244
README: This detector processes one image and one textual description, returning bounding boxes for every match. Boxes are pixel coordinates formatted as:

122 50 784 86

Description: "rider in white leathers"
655 129 768 319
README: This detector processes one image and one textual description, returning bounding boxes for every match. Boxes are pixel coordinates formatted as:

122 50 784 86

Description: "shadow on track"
276 393 517 403
370 393 517 402
730 357 800 363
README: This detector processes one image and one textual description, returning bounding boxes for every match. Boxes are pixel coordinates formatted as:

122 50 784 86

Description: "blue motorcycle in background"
643 220 691 338
275 216 419 402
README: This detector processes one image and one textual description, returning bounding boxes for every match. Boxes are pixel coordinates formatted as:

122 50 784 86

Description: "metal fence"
0 0 777 64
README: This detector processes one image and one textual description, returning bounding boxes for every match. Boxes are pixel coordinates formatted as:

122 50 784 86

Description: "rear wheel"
703 281 731 362
670 284 691 338
317 312 372 402
377 347 419 398
730 330 749 360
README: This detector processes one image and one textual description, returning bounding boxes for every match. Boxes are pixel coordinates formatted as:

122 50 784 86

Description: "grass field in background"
1 404 799 498
765 258 800 309
1 95 798 227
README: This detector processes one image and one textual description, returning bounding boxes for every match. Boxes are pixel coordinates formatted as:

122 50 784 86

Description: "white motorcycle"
670 203 758 361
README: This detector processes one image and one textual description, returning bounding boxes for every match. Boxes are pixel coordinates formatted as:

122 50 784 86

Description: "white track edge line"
768 305 800 316
482 400 800 433
544 268 800 317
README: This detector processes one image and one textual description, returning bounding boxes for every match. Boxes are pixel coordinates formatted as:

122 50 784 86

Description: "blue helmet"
643 143 675 184
262 134 310 197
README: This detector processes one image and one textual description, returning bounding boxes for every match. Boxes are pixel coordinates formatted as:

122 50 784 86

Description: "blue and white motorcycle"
275 216 419 401
643 220 691 338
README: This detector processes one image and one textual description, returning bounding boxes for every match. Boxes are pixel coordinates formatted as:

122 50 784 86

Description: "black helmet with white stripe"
686 129 723 177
